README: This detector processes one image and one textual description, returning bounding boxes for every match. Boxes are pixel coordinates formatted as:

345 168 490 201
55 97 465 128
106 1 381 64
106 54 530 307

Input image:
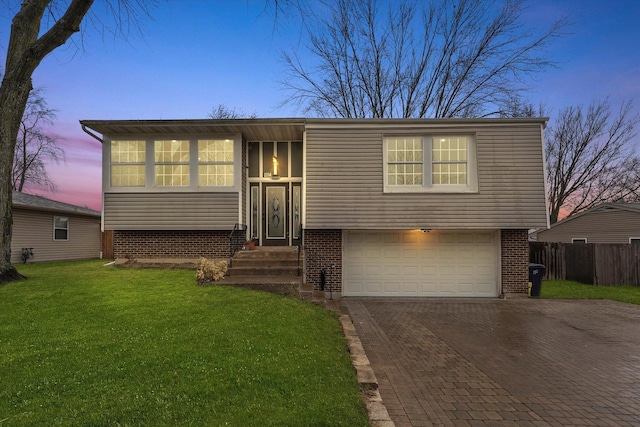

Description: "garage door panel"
343 230 499 297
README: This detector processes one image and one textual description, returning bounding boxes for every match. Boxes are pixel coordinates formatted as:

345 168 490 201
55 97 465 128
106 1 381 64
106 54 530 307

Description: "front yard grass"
1 260 369 426
541 280 640 305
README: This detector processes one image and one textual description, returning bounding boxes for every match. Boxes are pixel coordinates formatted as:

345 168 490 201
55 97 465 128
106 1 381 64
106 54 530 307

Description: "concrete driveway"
344 298 640 426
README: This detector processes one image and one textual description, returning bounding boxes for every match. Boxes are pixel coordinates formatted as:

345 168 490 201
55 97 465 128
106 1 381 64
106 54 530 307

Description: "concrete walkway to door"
344 298 640 426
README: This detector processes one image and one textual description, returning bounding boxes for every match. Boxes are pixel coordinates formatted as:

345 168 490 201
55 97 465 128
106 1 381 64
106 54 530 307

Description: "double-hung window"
154 140 190 186
198 139 234 186
110 140 146 187
384 135 477 193
53 216 69 241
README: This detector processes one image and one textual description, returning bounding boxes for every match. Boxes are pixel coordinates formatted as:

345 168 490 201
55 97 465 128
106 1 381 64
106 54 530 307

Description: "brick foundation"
304 229 342 293
113 230 229 260
501 229 530 297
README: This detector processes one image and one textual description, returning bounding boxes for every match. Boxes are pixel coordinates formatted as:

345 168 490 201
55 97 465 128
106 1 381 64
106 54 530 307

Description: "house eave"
80 118 307 142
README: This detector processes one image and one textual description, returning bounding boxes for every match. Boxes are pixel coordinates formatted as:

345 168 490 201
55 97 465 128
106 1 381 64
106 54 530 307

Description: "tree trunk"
0 82 31 283
0 0 95 283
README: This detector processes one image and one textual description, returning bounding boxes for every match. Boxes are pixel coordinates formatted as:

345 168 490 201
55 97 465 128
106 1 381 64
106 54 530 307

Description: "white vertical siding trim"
540 123 551 230
302 130 308 228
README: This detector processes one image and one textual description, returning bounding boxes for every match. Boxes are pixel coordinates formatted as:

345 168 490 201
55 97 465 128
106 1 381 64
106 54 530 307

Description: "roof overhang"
81 117 549 143
80 118 307 142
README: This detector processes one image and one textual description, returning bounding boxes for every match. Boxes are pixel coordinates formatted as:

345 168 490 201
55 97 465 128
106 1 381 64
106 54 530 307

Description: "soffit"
80 119 307 142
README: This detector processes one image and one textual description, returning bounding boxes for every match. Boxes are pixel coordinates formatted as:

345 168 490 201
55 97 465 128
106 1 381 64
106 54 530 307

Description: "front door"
263 184 288 246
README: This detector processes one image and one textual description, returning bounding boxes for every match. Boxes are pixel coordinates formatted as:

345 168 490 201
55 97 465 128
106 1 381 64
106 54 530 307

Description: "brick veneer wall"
304 229 342 293
113 230 228 259
501 229 529 297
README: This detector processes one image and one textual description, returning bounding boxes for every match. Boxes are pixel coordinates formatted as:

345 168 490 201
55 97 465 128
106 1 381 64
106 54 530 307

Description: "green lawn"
1 260 369 427
541 279 640 305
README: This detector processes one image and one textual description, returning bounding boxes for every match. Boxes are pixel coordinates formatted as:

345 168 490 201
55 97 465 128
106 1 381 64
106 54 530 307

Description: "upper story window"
107 136 239 192
432 136 468 185
53 216 69 241
198 139 234 186
387 137 423 186
154 140 190 186
110 140 145 187
383 135 477 193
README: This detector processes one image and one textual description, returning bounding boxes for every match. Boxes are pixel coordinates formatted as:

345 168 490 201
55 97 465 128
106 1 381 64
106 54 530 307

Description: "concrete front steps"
222 246 303 298
222 246 340 310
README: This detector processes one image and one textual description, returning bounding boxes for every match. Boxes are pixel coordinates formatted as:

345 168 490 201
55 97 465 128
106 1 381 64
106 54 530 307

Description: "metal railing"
297 223 304 276
229 223 247 267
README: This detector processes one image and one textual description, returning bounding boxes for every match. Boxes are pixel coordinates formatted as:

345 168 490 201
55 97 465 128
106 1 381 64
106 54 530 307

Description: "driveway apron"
344 298 640 426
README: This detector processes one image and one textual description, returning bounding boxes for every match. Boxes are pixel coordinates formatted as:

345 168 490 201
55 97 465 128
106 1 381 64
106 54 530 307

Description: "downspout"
81 123 106 236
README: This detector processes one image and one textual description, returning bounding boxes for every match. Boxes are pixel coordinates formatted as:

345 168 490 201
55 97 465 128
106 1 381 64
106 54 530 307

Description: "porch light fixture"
272 156 280 179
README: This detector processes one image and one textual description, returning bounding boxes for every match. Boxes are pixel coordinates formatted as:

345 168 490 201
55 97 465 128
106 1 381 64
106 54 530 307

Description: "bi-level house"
81 118 549 298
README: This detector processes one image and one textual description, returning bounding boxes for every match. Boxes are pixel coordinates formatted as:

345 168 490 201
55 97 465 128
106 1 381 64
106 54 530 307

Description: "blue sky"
1 0 639 209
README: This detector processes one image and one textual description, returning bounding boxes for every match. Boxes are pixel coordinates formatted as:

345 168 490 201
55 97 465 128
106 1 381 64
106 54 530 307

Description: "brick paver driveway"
344 299 640 426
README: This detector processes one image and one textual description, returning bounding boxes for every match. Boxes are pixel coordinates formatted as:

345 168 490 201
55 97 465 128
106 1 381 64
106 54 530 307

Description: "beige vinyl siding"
104 192 238 230
305 123 547 229
11 209 101 263
537 209 640 243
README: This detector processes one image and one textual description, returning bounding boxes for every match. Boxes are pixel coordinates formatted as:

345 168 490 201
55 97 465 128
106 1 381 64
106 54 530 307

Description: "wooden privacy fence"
530 242 640 286
102 230 114 260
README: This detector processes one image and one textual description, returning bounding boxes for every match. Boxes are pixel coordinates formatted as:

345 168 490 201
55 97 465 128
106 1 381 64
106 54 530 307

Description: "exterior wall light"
272 156 279 179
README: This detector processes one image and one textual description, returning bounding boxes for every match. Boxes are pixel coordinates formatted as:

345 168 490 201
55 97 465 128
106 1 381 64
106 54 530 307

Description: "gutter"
81 123 103 143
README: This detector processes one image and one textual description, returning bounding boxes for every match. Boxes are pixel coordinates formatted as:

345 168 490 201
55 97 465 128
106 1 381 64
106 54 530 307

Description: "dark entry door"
263 184 288 246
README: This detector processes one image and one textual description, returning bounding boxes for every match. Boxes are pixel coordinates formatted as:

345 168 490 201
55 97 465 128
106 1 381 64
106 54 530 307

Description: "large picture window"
198 139 234 186
110 140 145 186
154 140 190 186
384 135 476 193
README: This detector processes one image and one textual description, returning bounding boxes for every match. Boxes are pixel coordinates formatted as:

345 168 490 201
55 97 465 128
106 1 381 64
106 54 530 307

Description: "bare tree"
546 99 640 224
280 0 567 118
0 0 154 283
12 87 65 192
499 94 546 118
207 103 258 119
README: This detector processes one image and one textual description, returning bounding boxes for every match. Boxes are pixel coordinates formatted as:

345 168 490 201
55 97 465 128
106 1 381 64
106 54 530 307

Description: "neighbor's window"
384 135 476 192
572 238 587 244
53 216 68 241
155 140 190 186
110 140 146 186
629 238 640 245
198 139 234 186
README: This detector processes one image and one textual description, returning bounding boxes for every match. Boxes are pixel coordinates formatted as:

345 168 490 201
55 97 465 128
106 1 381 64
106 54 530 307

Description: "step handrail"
297 223 304 276
229 223 247 267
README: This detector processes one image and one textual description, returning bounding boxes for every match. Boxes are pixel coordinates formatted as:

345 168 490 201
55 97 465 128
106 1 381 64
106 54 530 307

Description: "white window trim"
629 237 640 244
53 216 69 241
571 238 587 244
104 134 242 193
383 134 478 193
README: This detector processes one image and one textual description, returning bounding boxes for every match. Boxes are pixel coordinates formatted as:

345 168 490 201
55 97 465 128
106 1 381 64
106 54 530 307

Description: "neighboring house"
534 203 640 244
81 118 548 298
11 191 102 264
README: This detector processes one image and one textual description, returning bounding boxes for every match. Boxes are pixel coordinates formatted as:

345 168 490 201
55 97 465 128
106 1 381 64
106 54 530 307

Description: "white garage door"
343 230 499 297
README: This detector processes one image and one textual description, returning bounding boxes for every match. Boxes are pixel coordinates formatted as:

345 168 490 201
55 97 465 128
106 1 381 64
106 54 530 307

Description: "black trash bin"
528 263 545 297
